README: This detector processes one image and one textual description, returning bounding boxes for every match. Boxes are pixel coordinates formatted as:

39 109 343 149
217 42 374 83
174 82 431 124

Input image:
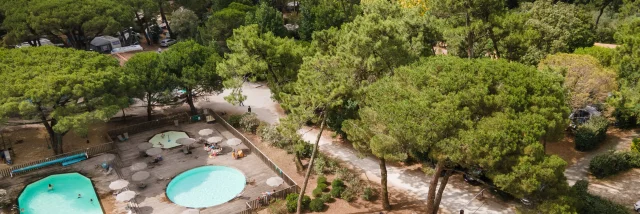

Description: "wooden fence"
208 110 300 213
0 142 116 177
106 112 191 139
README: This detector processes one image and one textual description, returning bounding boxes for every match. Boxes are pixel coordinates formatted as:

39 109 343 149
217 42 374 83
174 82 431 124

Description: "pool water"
149 131 189 149
166 166 246 208
18 173 103 214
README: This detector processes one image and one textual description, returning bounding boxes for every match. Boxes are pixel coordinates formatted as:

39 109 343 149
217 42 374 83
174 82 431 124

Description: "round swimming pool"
18 173 103 214
166 166 246 208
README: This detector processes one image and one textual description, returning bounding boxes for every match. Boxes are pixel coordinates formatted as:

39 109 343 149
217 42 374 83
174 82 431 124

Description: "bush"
331 179 344 188
632 138 640 153
285 193 310 213
294 142 313 159
613 108 636 128
340 188 357 202
309 198 325 212
573 46 615 67
362 187 375 201
320 193 332 203
575 116 609 151
259 124 294 149
330 185 344 198
317 175 327 185
589 151 640 178
239 113 261 133
228 114 243 127
312 188 323 198
268 199 288 214
313 155 327 175
316 183 327 192
571 180 628 214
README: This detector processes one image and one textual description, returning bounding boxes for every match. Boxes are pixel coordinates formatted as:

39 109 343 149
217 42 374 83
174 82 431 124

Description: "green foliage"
573 46 616 67
1 0 133 49
575 116 609 151
320 193 332 203
198 3 255 44
294 142 313 159
171 8 199 39
258 124 300 149
218 25 308 104
228 114 243 127
538 54 616 110
312 188 323 198
285 193 310 213
123 52 177 120
245 2 286 37
610 18 640 128
267 199 288 214
298 0 360 40
0 47 123 154
211 0 252 11
362 187 375 201
317 175 327 185
589 151 640 178
632 138 640 153
340 188 357 202
571 180 629 214
308 198 325 212
330 185 344 198
317 183 327 192
239 113 260 133
331 179 344 189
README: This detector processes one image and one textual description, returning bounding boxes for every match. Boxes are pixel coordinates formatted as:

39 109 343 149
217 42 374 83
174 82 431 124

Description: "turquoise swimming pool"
18 173 103 214
166 166 246 208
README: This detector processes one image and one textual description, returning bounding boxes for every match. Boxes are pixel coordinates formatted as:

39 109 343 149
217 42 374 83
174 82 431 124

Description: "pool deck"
114 121 290 214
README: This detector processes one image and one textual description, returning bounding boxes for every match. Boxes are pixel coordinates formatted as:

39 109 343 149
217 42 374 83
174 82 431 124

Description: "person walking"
248 106 251 113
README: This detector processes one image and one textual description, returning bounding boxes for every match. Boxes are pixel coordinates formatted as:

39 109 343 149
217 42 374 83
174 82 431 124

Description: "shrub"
294 142 313 159
571 180 628 214
239 113 261 133
632 138 640 153
228 114 243 127
589 151 640 178
331 179 344 188
312 188 323 198
285 193 311 213
313 155 327 175
330 185 344 198
317 175 327 185
613 107 636 128
309 198 325 212
575 116 609 151
316 183 327 192
362 187 375 201
320 193 332 203
573 46 615 67
259 124 293 149
340 188 357 202
268 199 288 214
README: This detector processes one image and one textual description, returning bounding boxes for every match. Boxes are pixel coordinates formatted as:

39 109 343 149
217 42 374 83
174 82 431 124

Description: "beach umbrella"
146 147 162 156
207 136 223 144
137 143 153 151
181 209 200 214
94 154 116 163
130 162 147 171
109 180 130 190
198 129 214 136
266 177 284 187
226 138 242 146
132 171 150 182
115 190 136 202
176 138 197 146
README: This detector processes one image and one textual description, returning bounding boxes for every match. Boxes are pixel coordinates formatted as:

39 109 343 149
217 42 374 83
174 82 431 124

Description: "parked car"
160 39 176 47
634 200 640 212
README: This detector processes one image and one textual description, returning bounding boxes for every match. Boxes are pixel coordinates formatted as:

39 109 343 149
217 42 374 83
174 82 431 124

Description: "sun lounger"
206 115 215 123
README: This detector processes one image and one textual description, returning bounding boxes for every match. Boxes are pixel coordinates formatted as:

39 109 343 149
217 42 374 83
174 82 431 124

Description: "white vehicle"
635 200 640 212
160 39 176 47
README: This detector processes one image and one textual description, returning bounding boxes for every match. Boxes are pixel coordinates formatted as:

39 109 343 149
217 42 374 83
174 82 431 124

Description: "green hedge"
228 114 243 127
575 116 609 151
309 198 325 212
589 151 640 178
571 180 629 214
285 193 310 213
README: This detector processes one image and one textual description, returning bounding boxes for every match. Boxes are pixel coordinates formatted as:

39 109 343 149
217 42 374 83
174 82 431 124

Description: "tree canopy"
171 8 200 40
0 47 124 154
123 52 177 120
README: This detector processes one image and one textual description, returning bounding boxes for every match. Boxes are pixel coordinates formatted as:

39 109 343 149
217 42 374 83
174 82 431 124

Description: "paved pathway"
194 82 515 213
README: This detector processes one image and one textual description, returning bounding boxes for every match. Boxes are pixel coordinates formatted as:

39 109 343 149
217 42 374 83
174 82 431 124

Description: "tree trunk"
186 89 197 115
135 12 152 46
595 0 610 30
433 170 452 214
426 162 444 214
294 155 304 171
158 1 174 38
488 28 501 59
296 114 326 214
147 94 153 121
121 108 127 121
380 157 391 210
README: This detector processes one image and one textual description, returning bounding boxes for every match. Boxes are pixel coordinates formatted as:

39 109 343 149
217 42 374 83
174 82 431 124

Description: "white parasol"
115 190 136 202
181 209 200 214
130 162 147 171
137 143 153 151
226 138 242 146
131 171 150 182
198 129 214 136
176 138 197 146
109 179 130 190
94 153 116 163
206 136 223 144
146 147 162 156
266 177 284 187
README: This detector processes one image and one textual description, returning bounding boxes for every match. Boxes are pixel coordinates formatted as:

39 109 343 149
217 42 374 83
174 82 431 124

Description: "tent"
90 36 122 53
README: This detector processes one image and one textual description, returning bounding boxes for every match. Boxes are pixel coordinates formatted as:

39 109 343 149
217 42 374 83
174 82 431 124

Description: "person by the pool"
78 194 82 198
262 189 275 196
48 184 53 191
